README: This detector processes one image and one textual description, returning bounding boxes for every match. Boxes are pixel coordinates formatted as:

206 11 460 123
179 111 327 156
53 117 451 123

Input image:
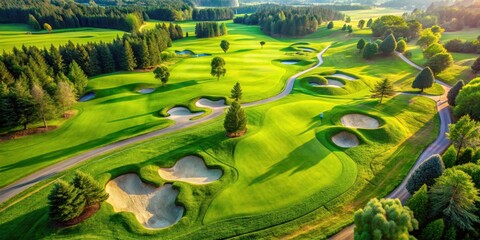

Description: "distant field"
0 24 125 52
442 27 480 42
341 8 406 21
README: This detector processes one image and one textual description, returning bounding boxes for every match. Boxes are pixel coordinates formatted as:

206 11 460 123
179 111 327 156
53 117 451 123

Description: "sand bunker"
166 107 203 122
158 156 222 184
329 74 357 81
106 174 184 229
195 98 225 109
79 92 95 102
332 131 359 148
138 88 155 94
341 114 380 129
281 60 300 65
310 80 344 88
298 47 315 52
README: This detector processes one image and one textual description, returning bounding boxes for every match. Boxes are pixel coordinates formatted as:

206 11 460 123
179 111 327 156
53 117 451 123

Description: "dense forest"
0 23 183 131
192 8 235 21
0 0 144 32
195 22 228 38
234 6 344 37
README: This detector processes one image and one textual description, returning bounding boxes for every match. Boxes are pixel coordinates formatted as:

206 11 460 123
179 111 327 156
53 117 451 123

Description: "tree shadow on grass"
0 207 51 239
249 138 330 186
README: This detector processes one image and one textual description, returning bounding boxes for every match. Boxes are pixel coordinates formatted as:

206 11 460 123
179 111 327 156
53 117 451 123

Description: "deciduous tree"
153 66 170 86
447 80 464 106
358 19 366 29
211 57 226 80
31 83 55 128
220 40 230 53
327 21 334 29
471 56 480 73
357 39 366 52
454 79 480 120
260 41 266 49
426 52 453 74
56 81 77 118
43 23 52 33
396 39 407 53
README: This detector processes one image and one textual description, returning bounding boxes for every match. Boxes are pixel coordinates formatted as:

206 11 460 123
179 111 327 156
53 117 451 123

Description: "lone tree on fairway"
396 39 407 53
354 198 418 239
447 115 480 161
43 23 52 33
362 42 378 59
430 169 480 231
48 180 86 223
260 41 266 49
55 81 77 118
471 56 480 73
327 21 334 29
412 67 434 93
358 19 366 29
153 66 170 86
406 154 445 194
220 40 230 53
211 57 226 81
73 171 109 206
231 82 242 101
380 34 397 55
224 101 247 137
447 80 464 106
371 79 395 104
357 39 366 52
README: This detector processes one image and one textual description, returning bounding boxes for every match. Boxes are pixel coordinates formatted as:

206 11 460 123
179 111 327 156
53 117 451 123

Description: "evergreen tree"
356 39 366 52
153 66 170 86
426 53 453 74
371 78 395 104
419 219 444 240
220 40 230 53
406 184 428 227
347 25 353 33
48 45 64 75
231 82 242 101
87 46 101 76
48 180 86 223
442 146 457 168
354 198 418 239
120 41 137 71
406 154 445 194
429 169 480 231
0 61 15 86
471 56 480 73
446 115 479 161
447 80 464 106
28 14 41 30
396 39 407 53
224 101 247 137
327 21 334 29
211 57 226 80
96 43 115 73
68 61 88 96
412 67 434 93
220 22 228 36
362 42 378 59
458 147 474 165
366 18 373 28
380 33 397 55
138 39 150 69
56 81 77 117
72 171 109 206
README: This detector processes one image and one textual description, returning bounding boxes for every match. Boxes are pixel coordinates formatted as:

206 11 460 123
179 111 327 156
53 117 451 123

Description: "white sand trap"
158 156 222 185
341 114 380 129
281 60 300 65
166 107 203 122
309 80 344 88
329 74 357 81
79 92 95 102
105 174 184 229
299 47 315 52
138 88 155 94
332 131 359 148
195 98 225 109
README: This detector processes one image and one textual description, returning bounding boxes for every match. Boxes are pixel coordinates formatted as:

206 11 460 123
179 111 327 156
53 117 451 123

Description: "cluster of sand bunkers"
106 155 222 229
309 73 357 88
331 114 381 148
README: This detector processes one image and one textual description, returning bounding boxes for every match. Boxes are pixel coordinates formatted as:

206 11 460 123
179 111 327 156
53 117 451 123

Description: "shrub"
442 145 457 168
396 39 407 53
362 42 378 59
447 80 464 106
404 50 412 58
406 184 428 226
419 219 445 240
406 154 445 194
426 52 453 74
380 33 397 54
458 147 474 165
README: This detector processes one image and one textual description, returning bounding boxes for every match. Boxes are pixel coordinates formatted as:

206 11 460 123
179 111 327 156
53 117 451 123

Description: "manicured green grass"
0 24 125 52
341 8 406 21
0 17 441 239
442 27 480 42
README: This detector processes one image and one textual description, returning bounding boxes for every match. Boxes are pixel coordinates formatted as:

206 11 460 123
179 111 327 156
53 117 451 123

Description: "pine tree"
356 39 366 52
0 60 15 86
87 46 101 76
224 101 247 137
231 82 242 101
153 66 170 86
406 184 428 227
72 171 109 206
48 45 64 75
68 61 88 96
28 14 41 30
220 22 228 36
120 41 137 71
447 80 464 106
412 67 434 93
138 39 150 69
371 79 395 104
380 34 397 55
48 180 86 223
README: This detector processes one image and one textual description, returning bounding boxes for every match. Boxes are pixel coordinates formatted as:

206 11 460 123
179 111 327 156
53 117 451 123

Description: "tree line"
0 0 145 32
233 6 344 37
444 37 480 54
0 23 182 131
195 22 228 38
192 8 234 21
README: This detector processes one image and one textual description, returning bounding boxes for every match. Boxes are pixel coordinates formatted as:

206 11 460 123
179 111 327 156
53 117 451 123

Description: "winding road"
0 47 330 205
330 52 452 240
